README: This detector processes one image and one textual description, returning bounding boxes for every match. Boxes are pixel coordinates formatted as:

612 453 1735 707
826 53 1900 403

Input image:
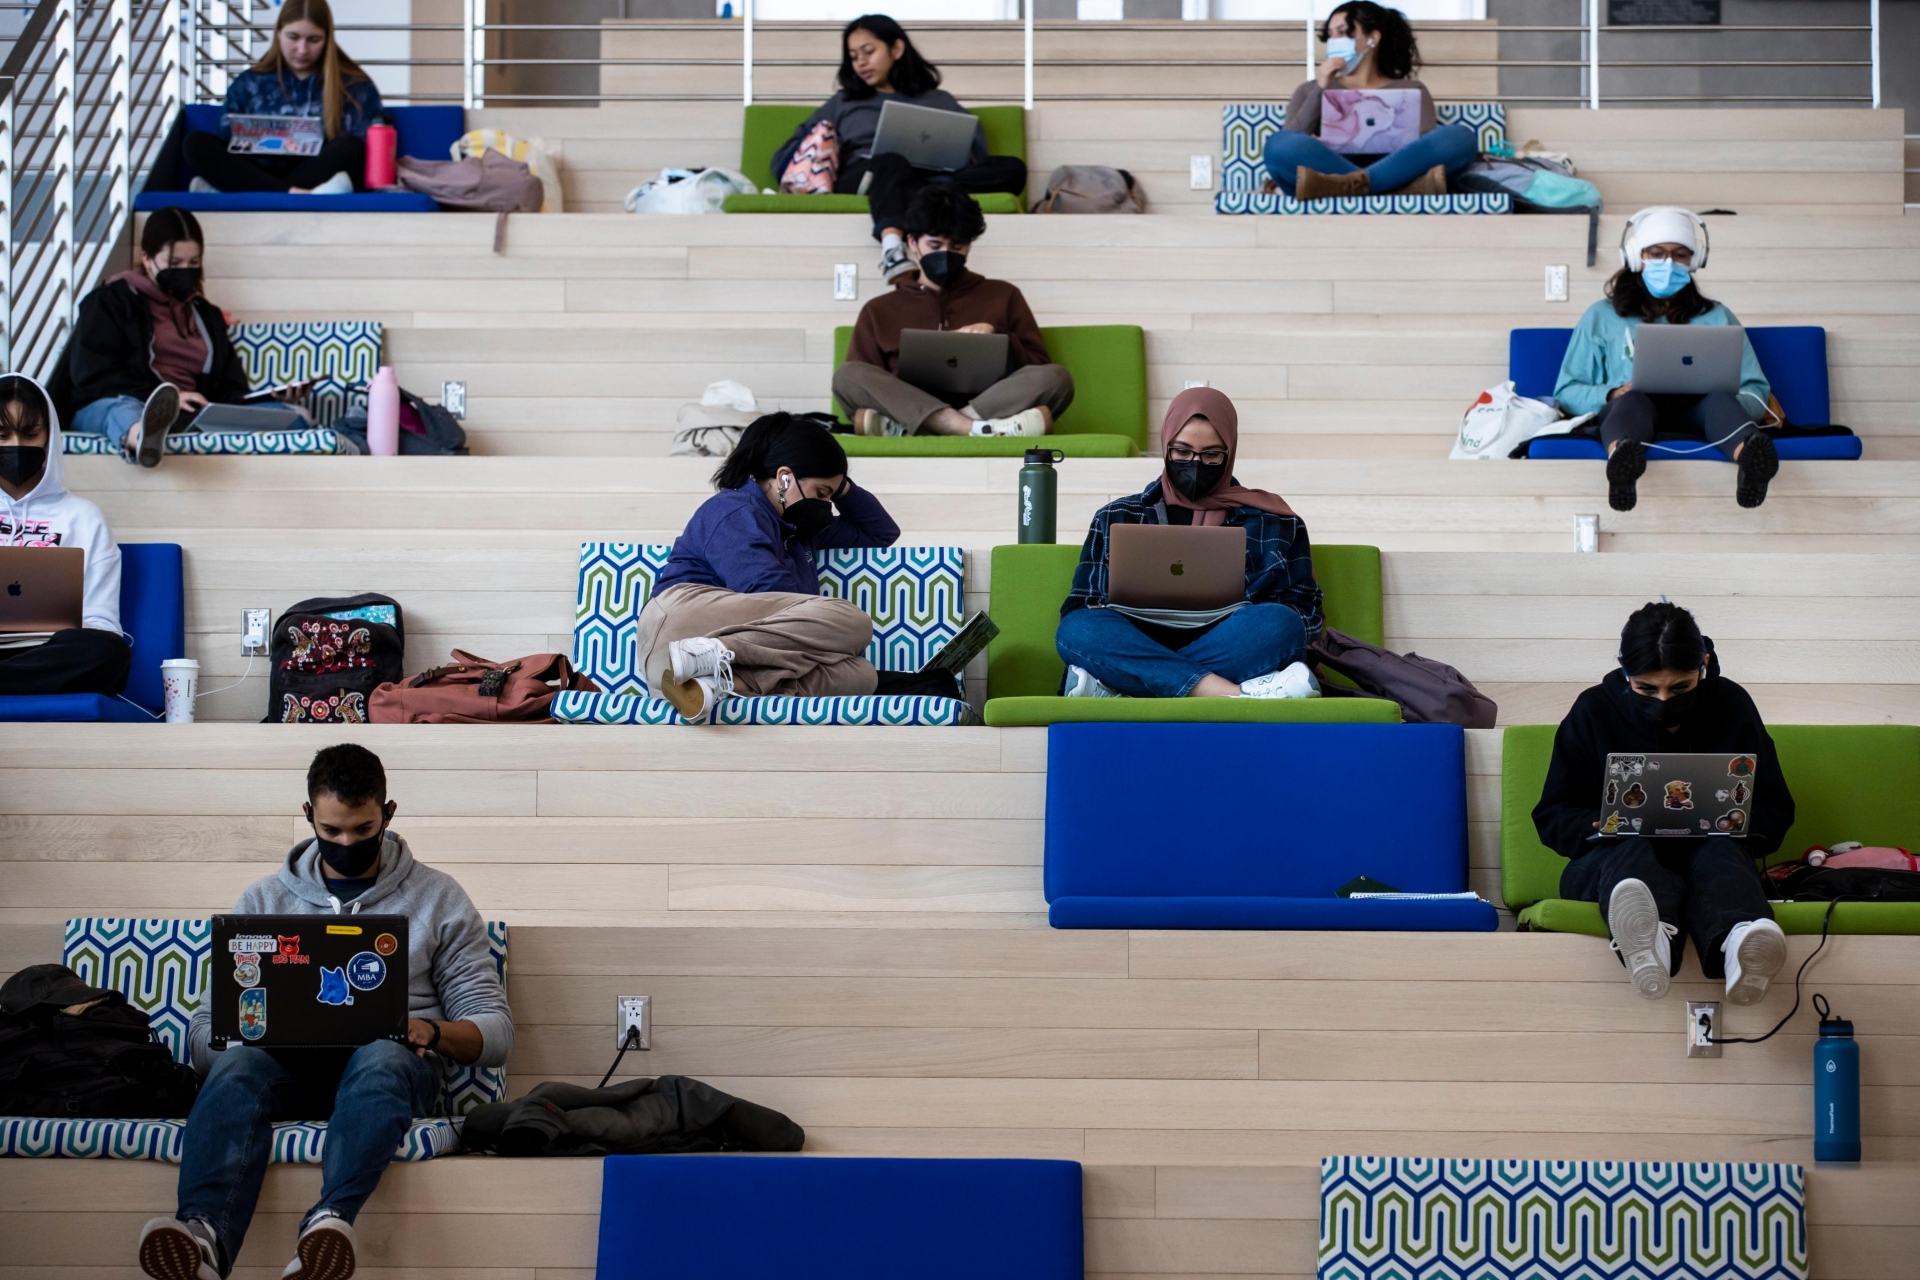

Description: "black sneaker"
139 1216 223 1280
1735 431 1779 509
125 383 181 468
1606 439 1647 512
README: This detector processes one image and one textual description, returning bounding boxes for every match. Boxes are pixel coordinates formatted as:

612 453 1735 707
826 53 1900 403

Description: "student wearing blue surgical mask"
1553 206 1778 513
1260 2 1476 201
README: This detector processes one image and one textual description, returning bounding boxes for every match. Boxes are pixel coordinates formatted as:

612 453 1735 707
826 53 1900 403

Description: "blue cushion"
1044 723 1496 931
0 543 182 723
595 1156 1083 1280
1527 435 1862 461
1510 325 1835 425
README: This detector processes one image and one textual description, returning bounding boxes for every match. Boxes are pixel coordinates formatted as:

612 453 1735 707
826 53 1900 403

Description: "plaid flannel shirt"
1061 479 1324 638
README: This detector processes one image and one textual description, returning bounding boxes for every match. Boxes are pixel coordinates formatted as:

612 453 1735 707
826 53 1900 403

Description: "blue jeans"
1055 601 1307 699
177 1040 440 1266
1261 122 1477 197
70 394 145 446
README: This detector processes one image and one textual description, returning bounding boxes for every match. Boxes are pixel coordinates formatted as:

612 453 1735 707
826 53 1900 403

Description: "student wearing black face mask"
834 183 1073 439
635 414 949 724
1535 601 1794 1008
49 206 305 469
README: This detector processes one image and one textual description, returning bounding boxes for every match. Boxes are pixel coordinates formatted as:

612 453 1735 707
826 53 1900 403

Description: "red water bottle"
365 115 397 189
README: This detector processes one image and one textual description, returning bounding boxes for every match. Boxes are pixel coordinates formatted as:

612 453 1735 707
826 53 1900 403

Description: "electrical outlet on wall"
616 995 651 1049
833 263 858 301
241 609 271 655
1189 156 1213 191
1686 1001 1722 1058
440 380 467 420
1544 264 1570 303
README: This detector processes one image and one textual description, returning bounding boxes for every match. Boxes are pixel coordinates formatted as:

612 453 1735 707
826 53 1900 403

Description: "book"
920 611 1000 675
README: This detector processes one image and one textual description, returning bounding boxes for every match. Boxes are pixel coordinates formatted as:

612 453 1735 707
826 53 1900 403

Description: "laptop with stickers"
210 914 410 1049
1598 751 1759 839
226 113 325 157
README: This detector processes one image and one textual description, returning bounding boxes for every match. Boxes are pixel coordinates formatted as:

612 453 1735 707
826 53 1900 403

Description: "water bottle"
367 366 401 457
1812 994 1860 1162
1018 448 1064 544
365 115 397 189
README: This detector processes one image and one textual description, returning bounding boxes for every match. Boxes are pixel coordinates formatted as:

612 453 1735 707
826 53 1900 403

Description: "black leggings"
1560 836 1771 979
1596 389 1758 460
838 151 1029 238
0 627 132 697
184 130 367 194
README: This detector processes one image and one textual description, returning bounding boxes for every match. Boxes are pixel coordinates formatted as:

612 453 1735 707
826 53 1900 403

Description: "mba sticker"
346 951 386 992
316 966 355 1007
239 988 267 1040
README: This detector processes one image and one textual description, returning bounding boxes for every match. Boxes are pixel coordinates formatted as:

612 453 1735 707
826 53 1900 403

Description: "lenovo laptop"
1599 751 1759 839
210 915 410 1050
1105 524 1247 626
871 100 979 172
897 329 1010 402
1629 325 1745 396
0 546 84 646
226 113 325 158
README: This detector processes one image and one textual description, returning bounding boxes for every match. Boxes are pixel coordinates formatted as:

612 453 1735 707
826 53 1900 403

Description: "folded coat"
460 1074 805 1157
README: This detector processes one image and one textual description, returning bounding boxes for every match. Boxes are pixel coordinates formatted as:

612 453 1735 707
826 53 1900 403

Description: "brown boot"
1296 166 1370 201
1397 164 1449 197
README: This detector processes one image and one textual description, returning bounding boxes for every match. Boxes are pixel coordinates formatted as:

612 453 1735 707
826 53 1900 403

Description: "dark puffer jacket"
461 1074 805 1158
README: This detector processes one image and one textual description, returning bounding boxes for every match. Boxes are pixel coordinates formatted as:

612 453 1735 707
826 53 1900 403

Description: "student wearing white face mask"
1261 1 1476 201
1553 206 1778 513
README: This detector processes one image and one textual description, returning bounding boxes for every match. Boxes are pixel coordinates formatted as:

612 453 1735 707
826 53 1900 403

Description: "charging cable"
192 653 255 702
597 1024 642 1089
1647 418 1764 459
1706 898 1841 1046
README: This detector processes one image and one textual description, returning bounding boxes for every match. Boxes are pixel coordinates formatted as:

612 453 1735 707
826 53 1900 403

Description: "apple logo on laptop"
1682 355 1694 365
945 356 959 368
1168 560 1185 577
5 581 19 597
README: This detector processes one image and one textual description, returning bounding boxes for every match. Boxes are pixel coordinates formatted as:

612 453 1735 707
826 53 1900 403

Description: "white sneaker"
307 171 354 196
282 1210 356 1279
138 1216 222 1280
1062 664 1120 698
1238 661 1321 699
661 638 735 723
853 408 908 438
1722 917 1787 1007
879 242 916 282
1607 877 1677 1000
125 382 181 468
188 177 218 194
969 407 1050 438
668 636 734 684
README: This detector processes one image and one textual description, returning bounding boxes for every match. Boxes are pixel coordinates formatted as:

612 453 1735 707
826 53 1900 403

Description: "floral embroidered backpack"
264 593 406 724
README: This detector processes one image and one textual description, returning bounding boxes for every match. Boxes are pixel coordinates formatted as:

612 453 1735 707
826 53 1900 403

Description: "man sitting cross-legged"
138 743 512 1280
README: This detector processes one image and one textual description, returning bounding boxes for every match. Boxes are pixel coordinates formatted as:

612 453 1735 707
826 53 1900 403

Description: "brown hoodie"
846 270 1051 375
109 269 208 391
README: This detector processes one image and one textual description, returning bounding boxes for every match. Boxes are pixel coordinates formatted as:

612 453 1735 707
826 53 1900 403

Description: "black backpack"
0 965 200 1118
265 592 405 724
1770 864 1920 903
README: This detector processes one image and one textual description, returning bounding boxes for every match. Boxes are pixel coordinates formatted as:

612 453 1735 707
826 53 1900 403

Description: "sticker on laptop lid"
1728 755 1755 777
374 933 399 956
1663 781 1694 810
1622 783 1646 808
239 988 267 1040
317 966 355 1007
326 924 363 936
273 935 310 965
233 958 261 988
229 935 276 953
347 952 386 992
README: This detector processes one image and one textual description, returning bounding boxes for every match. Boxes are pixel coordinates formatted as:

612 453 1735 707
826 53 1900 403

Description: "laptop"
189 402 309 433
210 914 410 1050
0 546 84 646
871 100 979 172
1105 524 1247 625
1319 88 1422 155
1628 325 1745 396
1599 751 1759 839
227 113 325 157
897 329 1010 402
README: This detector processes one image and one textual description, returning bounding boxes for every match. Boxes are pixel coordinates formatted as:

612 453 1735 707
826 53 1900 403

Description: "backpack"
397 149 545 213
264 593 405 724
370 650 599 724
1765 864 1920 903
624 167 758 215
0 965 200 1118
1455 156 1603 265
779 121 839 194
334 385 469 456
1307 627 1499 729
453 127 564 212
1031 165 1145 214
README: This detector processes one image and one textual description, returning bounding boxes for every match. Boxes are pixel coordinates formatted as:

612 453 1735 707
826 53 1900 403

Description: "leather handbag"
369 650 598 724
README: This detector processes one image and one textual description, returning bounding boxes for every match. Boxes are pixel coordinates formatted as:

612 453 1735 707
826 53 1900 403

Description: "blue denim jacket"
222 68 382 138
1061 478 1324 638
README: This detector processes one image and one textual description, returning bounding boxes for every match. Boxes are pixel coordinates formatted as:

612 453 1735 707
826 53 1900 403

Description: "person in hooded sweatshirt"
0 374 130 697
50 206 304 468
1534 601 1793 1008
138 744 510 1280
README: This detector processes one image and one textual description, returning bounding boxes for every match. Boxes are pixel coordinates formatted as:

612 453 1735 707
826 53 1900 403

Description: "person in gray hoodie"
139 744 512 1280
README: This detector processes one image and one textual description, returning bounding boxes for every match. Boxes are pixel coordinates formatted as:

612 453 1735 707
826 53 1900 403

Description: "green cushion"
722 191 1024 215
841 435 1137 458
1502 722 1920 932
833 324 1147 450
984 695 1400 727
984 542 1386 710
736 102 1027 198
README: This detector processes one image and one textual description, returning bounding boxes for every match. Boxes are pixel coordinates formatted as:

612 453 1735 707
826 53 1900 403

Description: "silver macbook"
871 100 979 172
897 329 1009 402
1105 524 1247 624
1599 751 1759 839
1630 325 1745 396
0 546 84 642
227 113 325 158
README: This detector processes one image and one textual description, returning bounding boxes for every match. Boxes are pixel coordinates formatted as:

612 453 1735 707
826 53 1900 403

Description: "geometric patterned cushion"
567 542 970 723
0 1115 462 1163
61 428 345 455
1319 1157 1808 1280
228 321 382 427
1216 190 1509 215
1222 101 1508 192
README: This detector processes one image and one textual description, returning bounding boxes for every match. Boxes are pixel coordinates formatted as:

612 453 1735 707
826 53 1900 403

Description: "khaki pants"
635 584 877 698
833 360 1076 433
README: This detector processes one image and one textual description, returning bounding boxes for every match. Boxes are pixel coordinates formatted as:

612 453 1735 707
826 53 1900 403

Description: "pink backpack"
1806 843 1918 871
779 121 838 194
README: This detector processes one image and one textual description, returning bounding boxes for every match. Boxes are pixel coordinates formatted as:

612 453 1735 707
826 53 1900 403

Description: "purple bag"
1308 627 1498 729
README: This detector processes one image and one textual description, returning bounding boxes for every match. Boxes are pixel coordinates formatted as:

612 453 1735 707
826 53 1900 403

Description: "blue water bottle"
1812 994 1860 1162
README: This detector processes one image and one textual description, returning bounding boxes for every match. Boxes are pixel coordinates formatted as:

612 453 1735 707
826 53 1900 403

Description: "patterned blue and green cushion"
0 917 509 1162
1217 102 1510 216
228 321 383 427
554 541 977 726
62 428 344 456
1321 1156 1806 1279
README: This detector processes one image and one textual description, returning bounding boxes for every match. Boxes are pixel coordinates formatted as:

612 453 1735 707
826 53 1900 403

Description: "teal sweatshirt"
1552 298 1770 419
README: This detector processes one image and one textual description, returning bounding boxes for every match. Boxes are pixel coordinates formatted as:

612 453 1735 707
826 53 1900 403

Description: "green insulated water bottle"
1018 448 1065 544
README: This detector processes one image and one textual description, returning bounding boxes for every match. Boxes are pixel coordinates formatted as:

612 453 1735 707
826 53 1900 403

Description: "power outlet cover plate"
1189 155 1213 190
833 263 858 301
1687 1000 1722 1058
440 380 467 420
616 995 651 1049
1545 264 1570 303
241 608 271 655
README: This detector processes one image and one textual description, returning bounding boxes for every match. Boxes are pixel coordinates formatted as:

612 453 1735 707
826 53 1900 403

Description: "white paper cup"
160 658 200 723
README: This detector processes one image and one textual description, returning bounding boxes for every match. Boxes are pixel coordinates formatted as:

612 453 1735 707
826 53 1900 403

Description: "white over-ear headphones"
1618 206 1710 273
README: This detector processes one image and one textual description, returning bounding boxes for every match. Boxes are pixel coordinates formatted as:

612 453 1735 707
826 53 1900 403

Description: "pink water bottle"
365 116 397 188
367 366 401 456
